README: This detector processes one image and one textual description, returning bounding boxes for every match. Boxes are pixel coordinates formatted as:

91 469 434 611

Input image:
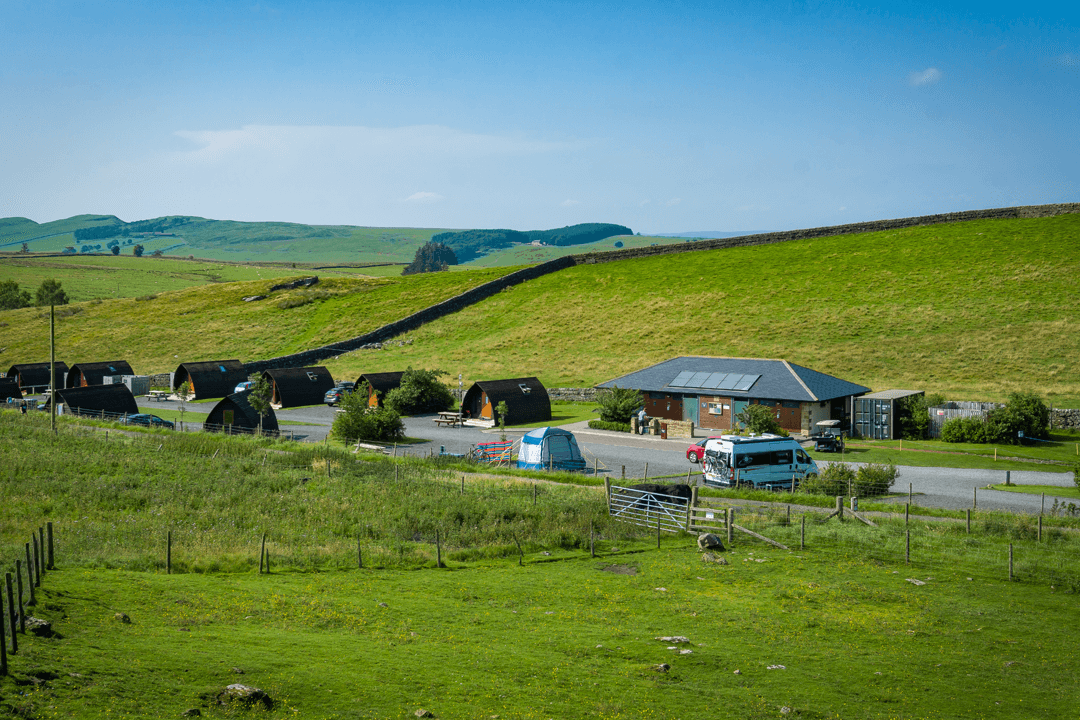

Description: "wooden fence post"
836 495 843 521
905 503 909 526
686 487 697 532
14 562 24 633
0 590 6 675
966 509 971 533
259 534 266 574
31 536 40 588
906 527 911 564
621 465 625 480
5 574 17 654
533 484 537 506
47 522 54 570
973 486 977 509
24 544 34 606
461 475 465 495
37 528 45 578
167 531 172 574
1038 514 1042 542
436 529 443 568
908 483 912 506
726 508 733 545
604 478 612 513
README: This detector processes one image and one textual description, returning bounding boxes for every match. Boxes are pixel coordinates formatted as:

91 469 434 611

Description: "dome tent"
517 427 586 472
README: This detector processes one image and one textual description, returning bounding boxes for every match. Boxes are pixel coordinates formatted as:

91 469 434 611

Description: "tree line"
0 279 70 310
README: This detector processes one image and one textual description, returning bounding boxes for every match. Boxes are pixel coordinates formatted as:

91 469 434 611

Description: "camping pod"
172 360 247 400
354 371 406 407
65 361 135 388
517 427 586 472
5 362 68 392
461 377 551 426
0 377 23 403
54 384 139 418
261 366 335 409
205 391 280 436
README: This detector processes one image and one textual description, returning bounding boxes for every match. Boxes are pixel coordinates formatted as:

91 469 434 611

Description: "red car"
686 436 723 463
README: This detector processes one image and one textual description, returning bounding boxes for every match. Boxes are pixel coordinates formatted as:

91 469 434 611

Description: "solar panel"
734 374 760 391
669 371 696 387
716 374 741 390
688 371 712 387
702 372 728 389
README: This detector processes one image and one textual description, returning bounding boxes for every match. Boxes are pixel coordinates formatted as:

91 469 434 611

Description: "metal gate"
608 485 687 534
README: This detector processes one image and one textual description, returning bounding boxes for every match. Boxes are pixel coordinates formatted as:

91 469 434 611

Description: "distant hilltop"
430 223 633 262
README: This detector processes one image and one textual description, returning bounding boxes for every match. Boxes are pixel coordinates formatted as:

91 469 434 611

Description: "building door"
683 394 699 424
732 400 748 430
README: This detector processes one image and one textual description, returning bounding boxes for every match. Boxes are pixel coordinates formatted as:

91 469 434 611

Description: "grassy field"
0 266 517 375
3 411 1080 718
316 213 1080 406
464 234 704 266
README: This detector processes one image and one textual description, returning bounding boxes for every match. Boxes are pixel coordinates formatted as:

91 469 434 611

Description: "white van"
701 434 818 491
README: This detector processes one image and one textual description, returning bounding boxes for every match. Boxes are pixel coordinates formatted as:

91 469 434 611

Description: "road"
136 398 1075 515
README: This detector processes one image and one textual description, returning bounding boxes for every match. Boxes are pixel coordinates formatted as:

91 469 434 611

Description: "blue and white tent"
517 427 586 471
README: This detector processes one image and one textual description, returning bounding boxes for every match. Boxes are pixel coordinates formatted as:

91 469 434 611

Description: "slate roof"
597 357 870 402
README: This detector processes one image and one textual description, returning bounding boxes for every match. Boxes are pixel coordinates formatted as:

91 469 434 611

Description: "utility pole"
50 304 56 434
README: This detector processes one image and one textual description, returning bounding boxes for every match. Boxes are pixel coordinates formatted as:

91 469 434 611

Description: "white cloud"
666 197 682 206
560 199 580 207
405 191 443 204
909 68 942 86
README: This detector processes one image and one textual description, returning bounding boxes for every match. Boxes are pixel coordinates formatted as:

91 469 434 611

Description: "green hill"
3 213 1077 405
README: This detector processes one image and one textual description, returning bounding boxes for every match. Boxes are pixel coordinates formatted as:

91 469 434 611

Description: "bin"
660 422 668 440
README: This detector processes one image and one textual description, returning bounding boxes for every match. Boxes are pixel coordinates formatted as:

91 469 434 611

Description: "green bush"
898 392 945 440
587 419 631 433
384 368 455 416
801 462 854 496
332 389 404 442
596 386 642 424
854 463 899 496
991 391 1050 444
735 404 784 435
941 416 994 443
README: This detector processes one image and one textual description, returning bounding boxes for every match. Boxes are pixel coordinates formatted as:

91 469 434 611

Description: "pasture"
2 411 1079 718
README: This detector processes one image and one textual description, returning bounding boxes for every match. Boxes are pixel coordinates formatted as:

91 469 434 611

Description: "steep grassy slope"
318 214 1080 404
0 267 517 374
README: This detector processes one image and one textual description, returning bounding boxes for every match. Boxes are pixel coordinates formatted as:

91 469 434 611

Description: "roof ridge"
782 360 818 402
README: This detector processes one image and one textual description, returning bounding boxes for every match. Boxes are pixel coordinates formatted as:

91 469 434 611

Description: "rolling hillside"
3 213 1078 405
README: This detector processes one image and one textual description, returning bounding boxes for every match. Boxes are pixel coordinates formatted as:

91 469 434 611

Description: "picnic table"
146 390 170 402
434 411 463 427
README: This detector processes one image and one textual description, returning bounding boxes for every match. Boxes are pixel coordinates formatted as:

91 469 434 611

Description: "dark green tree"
402 242 458 275
133 244 145 257
110 244 120 255
596 386 643 424
384 368 455 415
0 280 33 310
246 374 274 435
35 279 69 306
990 391 1050 443
332 384 405 442
735 403 784 435
897 392 945 440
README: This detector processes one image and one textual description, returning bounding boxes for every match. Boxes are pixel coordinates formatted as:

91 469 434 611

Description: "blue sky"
2 0 1077 233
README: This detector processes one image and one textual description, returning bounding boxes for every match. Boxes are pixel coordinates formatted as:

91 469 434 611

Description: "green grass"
509 400 600 428
0 266 518 374
846 429 1080 468
989 483 1080 499
318 213 1080 406
808 445 1073 474
3 410 1080 718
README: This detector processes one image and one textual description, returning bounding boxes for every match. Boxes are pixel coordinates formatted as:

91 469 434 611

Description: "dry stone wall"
1052 409 1080 430
246 203 1080 374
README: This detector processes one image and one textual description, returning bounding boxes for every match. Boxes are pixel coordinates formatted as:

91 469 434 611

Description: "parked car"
234 381 254 393
686 436 723 463
120 413 175 430
324 382 355 407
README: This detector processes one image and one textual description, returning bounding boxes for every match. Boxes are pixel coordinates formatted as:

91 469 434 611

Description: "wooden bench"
433 417 462 427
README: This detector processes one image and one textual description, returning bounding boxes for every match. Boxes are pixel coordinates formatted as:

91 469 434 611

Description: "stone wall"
245 202 1080 373
1052 409 1080 430
548 387 601 402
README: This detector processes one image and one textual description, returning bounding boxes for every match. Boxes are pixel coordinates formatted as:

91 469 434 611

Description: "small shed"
853 390 924 440
517 427 586 471
66 361 135 388
1 377 23 403
262 366 336 409
461 377 551 426
172 360 248 400
355 371 406 407
54 384 140 418
205 391 280 436
5 362 68 392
